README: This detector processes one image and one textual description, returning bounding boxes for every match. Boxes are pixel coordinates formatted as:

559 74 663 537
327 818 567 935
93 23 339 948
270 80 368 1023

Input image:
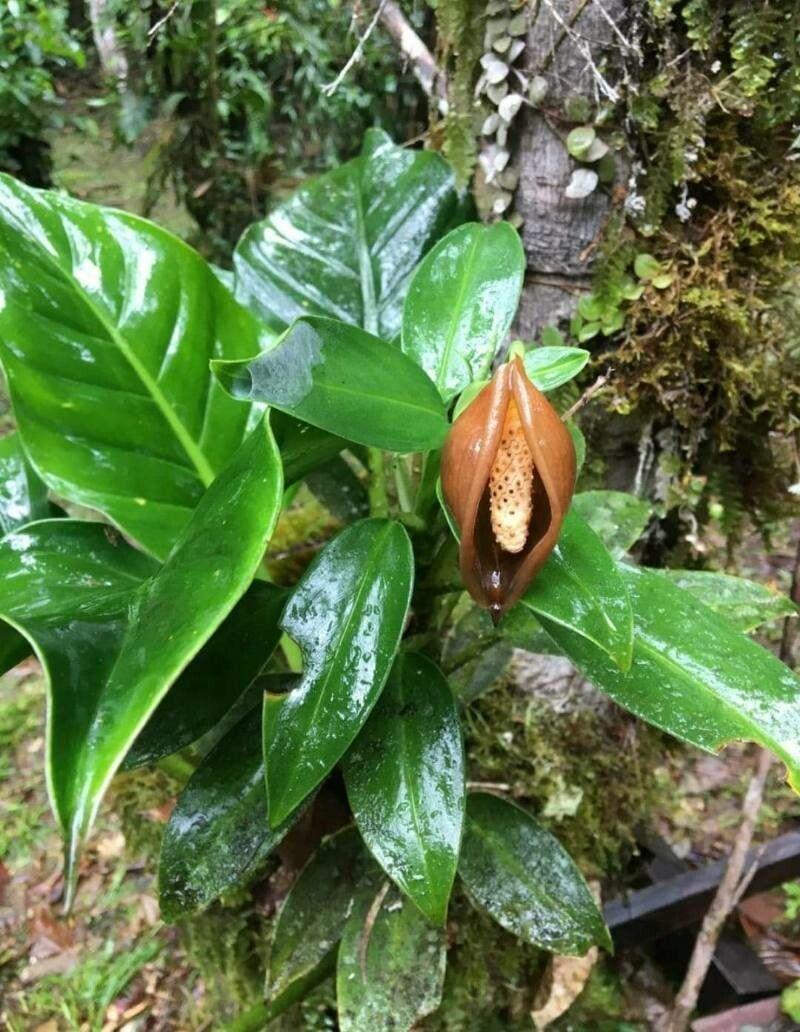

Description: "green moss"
464 682 677 874
180 903 272 1021
434 0 485 186
109 765 179 861
265 484 342 585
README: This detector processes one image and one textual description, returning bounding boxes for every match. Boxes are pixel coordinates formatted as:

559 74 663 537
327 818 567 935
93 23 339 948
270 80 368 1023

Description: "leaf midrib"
310 375 444 421
23 213 216 488
395 668 434 906
352 169 378 335
435 233 481 392
633 633 790 763
270 524 397 816
466 818 591 940
524 548 631 666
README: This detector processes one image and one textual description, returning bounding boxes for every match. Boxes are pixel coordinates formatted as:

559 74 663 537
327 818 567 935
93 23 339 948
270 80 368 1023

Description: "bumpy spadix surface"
488 398 534 554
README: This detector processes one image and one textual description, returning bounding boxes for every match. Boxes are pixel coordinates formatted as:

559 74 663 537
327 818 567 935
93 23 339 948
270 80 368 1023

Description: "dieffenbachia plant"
0 130 797 1029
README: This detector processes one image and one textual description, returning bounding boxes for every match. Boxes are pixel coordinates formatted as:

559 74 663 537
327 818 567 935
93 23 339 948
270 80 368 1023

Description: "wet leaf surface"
264 519 414 825
0 176 268 558
572 490 652 559
0 424 283 903
522 346 590 393
125 580 288 768
401 222 525 402
268 827 380 1008
337 883 446 1032
159 698 299 920
233 129 459 339
213 316 449 453
521 510 634 671
344 652 464 924
659 569 797 632
458 793 611 955
0 431 56 536
542 564 800 789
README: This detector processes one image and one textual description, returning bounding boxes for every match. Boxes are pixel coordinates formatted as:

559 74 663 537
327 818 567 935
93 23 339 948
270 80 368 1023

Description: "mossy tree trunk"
513 0 630 337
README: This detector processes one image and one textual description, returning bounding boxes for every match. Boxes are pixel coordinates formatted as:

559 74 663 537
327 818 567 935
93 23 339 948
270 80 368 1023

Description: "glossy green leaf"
401 222 525 402
264 518 414 826
659 569 797 633
159 700 300 920
0 175 268 559
306 458 369 521
233 129 459 339
458 793 611 954
0 435 42 671
344 652 464 924
213 316 449 454
268 827 380 1007
337 884 447 1032
521 510 634 671
499 604 558 657
572 490 652 558
440 598 515 702
523 346 590 393
542 565 800 790
0 431 56 535
0 423 283 903
125 580 288 768
272 412 349 488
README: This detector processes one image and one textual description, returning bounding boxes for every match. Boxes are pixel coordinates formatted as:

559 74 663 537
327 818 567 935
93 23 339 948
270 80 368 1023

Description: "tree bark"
513 0 630 336
88 0 128 88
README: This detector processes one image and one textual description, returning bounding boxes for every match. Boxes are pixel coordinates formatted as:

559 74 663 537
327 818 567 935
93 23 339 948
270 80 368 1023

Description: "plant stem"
157 753 195 782
368 447 389 516
393 455 414 512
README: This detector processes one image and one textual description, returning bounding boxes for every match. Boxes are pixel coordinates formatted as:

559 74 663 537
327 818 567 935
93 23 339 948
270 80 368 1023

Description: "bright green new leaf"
337 883 447 1032
268 827 380 1008
213 316 449 454
458 793 611 954
659 569 797 633
126 581 288 768
542 565 800 790
634 252 662 280
264 519 414 826
0 174 268 559
523 346 590 392
401 222 525 401
344 652 465 924
0 423 283 904
566 126 596 159
521 510 634 670
572 490 652 558
233 129 459 339
159 699 299 921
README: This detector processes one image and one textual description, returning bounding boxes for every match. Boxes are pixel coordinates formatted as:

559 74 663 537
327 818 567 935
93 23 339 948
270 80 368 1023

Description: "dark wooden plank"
605 831 800 950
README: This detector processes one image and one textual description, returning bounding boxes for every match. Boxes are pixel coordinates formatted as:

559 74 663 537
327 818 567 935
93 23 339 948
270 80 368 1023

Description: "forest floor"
1 90 799 1032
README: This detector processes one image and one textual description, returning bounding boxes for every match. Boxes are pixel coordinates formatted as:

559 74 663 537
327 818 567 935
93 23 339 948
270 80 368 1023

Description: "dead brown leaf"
530 946 598 1029
530 880 602 1029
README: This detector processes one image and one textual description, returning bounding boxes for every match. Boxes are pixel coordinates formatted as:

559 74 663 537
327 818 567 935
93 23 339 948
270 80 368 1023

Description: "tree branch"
323 0 447 111
377 0 447 109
